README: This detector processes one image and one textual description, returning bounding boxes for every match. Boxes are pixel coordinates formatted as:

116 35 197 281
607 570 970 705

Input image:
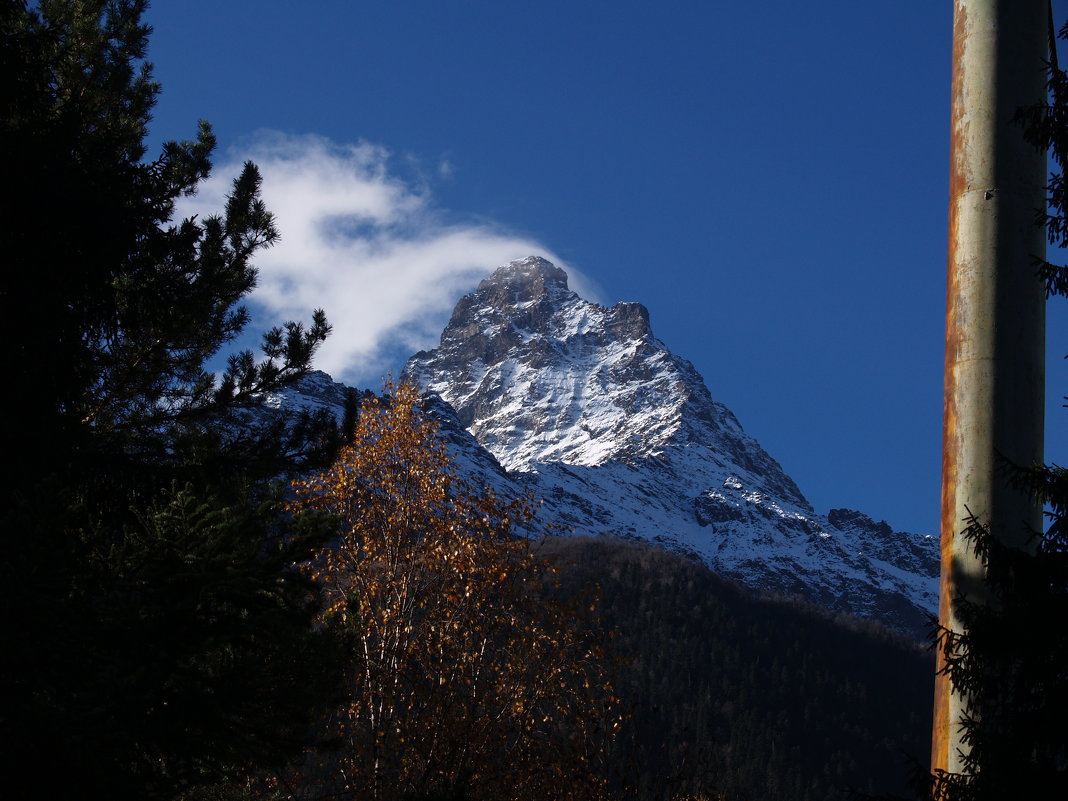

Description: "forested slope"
541 536 932 801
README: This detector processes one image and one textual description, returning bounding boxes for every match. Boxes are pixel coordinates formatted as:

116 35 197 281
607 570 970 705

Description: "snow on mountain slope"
265 257 938 636
399 256 939 635
403 258 802 502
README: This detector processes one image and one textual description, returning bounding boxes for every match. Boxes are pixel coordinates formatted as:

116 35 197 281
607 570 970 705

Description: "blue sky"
143 1 1068 536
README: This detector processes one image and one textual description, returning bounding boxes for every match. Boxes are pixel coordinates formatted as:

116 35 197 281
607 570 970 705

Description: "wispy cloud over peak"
178 131 581 385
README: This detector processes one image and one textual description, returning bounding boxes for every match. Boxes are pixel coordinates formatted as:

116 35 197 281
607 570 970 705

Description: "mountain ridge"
273 256 938 636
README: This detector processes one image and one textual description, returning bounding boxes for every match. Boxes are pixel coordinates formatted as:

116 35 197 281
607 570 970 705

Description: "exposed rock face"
400 257 938 636
404 257 805 502
271 257 938 636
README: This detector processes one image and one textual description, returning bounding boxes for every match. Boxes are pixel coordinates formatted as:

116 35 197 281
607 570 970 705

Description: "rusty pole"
934 0 1047 779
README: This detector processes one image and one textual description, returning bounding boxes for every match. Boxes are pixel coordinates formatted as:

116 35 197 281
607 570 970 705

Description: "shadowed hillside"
540 536 933 801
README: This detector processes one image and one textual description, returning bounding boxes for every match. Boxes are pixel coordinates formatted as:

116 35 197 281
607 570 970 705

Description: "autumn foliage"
285 381 618 801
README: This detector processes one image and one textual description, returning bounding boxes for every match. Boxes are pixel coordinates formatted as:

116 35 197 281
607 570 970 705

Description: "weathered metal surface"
934 0 1047 779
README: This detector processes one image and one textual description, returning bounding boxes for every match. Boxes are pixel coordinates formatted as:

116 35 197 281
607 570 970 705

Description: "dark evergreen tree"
927 512 1068 800
1 2 341 797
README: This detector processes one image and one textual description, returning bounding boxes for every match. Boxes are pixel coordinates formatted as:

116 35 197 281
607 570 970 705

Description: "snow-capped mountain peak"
405 256 806 506
400 257 938 635
263 257 937 636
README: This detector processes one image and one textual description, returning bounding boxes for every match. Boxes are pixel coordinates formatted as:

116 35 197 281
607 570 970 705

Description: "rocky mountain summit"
269 257 937 635
400 256 938 635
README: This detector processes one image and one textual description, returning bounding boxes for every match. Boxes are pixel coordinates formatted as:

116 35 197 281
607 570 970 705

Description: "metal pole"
934 0 1047 779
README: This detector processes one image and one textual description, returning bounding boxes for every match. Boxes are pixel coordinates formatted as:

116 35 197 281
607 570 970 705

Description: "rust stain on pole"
934 0 1046 780
933 1 971 775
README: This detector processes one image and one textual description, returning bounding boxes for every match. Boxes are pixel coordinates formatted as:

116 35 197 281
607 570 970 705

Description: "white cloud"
176 131 596 386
